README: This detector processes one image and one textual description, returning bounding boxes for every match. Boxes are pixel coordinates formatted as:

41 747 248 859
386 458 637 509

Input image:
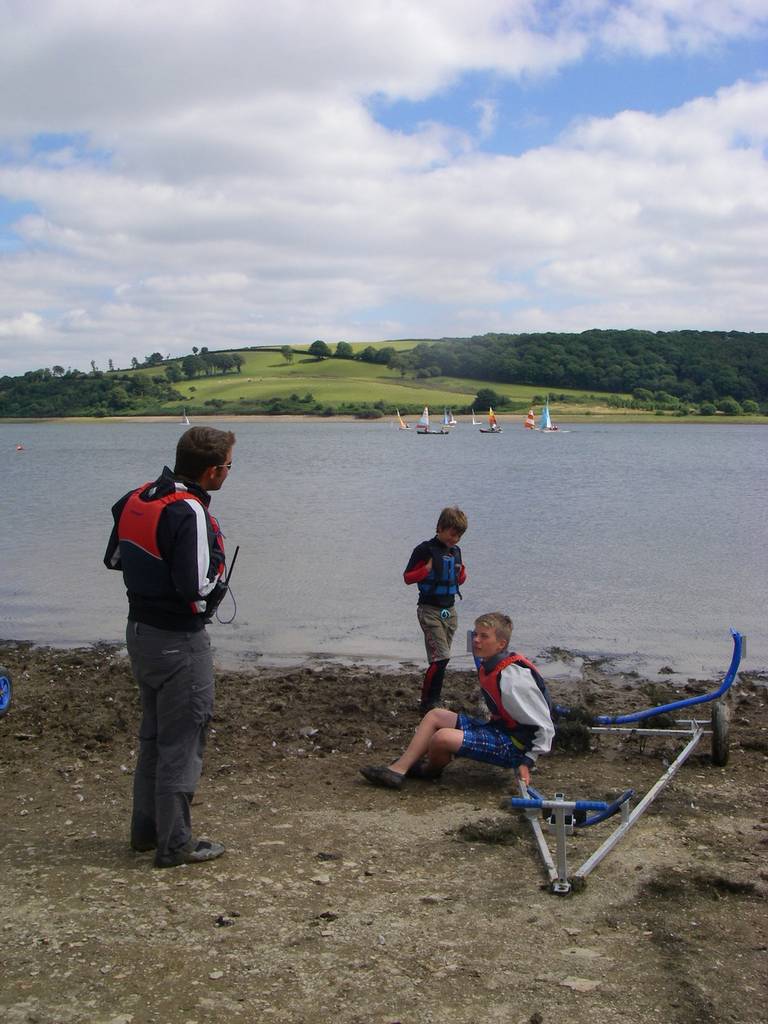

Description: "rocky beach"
1 640 766 1024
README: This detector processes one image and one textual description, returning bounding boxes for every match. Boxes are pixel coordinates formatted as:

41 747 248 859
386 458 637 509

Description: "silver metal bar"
517 780 561 889
551 799 573 895
590 726 700 737
573 724 704 881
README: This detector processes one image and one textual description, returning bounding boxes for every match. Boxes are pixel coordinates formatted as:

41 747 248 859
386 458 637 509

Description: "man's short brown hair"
474 612 513 646
436 506 468 535
175 426 236 480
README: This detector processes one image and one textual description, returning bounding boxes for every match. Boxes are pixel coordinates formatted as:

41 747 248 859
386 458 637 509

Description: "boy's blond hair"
474 612 513 646
436 506 468 535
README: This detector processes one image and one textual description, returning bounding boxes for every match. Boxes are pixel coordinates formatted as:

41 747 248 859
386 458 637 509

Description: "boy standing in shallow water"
360 612 554 790
403 506 468 713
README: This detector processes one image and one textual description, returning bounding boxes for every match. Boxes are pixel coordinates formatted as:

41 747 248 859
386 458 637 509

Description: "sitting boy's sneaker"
360 765 405 790
406 760 443 781
154 838 225 869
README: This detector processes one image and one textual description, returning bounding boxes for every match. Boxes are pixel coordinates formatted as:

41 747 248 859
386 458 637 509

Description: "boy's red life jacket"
477 653 551 747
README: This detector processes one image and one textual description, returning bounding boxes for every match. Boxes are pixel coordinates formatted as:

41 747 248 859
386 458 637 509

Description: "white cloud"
593 1 768 55
0 2 767 374
0 311 43 337
474 98 499 140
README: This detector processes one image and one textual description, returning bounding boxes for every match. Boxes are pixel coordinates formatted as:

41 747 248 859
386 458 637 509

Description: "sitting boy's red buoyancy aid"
477 653 551 750
117 484 224 614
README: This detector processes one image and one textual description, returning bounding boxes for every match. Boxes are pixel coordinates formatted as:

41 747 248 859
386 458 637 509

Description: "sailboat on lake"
539 398 559 432
479 407 502 433
471 410 480 426
181 408 191 425
416 406 449 434
444 408 458 427
396 409 410 429
524 409 536 430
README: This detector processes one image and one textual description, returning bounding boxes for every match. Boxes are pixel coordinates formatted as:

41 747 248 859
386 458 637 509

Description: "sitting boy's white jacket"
498 662 555 764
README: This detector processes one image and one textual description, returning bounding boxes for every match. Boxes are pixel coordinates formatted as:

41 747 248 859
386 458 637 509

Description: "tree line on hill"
0 329 765 417
0 346 254 418
391 330 766 411
0 367 182 418
304 329 766 415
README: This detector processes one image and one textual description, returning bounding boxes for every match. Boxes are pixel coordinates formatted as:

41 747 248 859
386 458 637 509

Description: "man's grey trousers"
126 621 214 860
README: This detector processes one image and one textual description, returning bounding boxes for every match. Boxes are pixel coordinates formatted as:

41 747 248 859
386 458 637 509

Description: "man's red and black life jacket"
477 652 551 750
116 481 224 624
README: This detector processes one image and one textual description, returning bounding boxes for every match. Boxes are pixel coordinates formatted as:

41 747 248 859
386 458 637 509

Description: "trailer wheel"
0 666 12 718
711 700 730 767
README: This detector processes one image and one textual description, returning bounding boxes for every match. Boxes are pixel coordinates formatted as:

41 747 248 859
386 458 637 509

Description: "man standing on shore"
104 426 235 868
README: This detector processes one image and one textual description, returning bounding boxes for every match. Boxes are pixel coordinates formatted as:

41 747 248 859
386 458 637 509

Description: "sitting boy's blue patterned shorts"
455 712 527 769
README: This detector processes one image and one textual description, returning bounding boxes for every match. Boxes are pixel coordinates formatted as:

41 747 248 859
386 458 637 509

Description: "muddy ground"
1 641 766 1024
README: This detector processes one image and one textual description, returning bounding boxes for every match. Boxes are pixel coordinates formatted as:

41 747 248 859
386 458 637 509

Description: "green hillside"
137 349 619 417
2 331 765 419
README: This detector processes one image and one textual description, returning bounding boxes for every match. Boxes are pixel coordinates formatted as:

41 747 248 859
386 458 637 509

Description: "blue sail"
539 401 551 430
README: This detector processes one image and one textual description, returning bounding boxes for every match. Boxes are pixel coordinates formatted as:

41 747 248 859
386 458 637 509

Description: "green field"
140 346 622 415
4 337 764 422
121 342 766 423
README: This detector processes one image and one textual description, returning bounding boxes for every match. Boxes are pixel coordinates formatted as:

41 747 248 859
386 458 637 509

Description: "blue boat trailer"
508 630 744 895
0 665 11 718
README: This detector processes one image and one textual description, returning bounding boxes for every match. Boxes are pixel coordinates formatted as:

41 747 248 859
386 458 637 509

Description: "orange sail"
524 409 536 429
479 407 502 433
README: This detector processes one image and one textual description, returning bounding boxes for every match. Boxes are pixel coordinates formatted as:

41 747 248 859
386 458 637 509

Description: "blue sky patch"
0 197 39 251
368 39 767 155
27 132 113 167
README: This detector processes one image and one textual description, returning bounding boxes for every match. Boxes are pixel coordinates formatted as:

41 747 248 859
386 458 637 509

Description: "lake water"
1 419 765 681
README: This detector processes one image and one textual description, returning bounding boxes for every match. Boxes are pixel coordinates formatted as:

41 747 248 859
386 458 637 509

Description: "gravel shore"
1 640 766 1024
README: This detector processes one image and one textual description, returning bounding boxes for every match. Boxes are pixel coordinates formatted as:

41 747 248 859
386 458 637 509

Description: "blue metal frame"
0 670 12 717
505 631 743 894
520 784 636 829
554 629 743 726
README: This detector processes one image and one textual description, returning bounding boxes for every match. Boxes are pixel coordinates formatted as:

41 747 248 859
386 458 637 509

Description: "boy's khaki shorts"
417 603 457 662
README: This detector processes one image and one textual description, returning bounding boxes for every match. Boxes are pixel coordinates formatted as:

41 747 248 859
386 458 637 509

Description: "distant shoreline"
3 413 767 425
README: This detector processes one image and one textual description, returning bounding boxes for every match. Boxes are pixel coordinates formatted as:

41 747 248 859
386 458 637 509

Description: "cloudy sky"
1 1 767 376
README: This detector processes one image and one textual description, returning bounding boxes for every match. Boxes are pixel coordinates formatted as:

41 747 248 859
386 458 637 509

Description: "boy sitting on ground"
360 612 554 790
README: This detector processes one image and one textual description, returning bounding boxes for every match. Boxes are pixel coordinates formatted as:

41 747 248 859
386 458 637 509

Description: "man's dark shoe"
360 765 405 790
131 813 157 852
131 839 157 852
154 838 225 869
